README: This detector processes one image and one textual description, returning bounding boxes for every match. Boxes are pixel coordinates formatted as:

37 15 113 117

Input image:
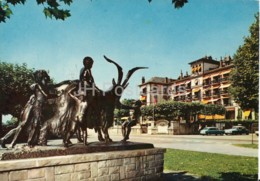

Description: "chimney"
142 76 145 84
180 70 183 79
186 71 189 76
165 77 168 83
220 57 223 67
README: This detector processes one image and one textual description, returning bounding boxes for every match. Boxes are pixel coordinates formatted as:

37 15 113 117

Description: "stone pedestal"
0 142 165 181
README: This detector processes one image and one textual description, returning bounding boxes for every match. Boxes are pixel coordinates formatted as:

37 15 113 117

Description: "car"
224 126 249 135
200 127 224 135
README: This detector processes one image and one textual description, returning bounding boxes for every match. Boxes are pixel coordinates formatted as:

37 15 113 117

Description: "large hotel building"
139 56 251 120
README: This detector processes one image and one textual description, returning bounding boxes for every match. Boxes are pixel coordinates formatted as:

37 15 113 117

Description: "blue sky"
0 0 258 100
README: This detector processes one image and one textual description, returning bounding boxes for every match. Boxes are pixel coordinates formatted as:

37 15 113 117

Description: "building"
139 55 242 120
139 76 175 105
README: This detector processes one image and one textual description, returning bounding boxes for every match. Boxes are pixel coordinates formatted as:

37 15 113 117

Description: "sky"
0 0 258 101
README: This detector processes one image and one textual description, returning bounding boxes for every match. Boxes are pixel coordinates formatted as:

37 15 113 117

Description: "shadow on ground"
162 171 258 181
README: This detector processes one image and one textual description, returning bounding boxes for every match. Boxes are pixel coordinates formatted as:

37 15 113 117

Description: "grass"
233 144 258 149
164 149 258 181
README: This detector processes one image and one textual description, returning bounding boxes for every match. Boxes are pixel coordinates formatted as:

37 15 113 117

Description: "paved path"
86 131 258 157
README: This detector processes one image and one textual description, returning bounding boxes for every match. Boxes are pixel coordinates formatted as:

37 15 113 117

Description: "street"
83 130 258 157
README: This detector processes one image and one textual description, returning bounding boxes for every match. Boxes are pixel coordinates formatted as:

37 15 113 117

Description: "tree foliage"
0 62 34 117
141 101 225 121
114 99 135 119
0 0 188 23
229 14 259 112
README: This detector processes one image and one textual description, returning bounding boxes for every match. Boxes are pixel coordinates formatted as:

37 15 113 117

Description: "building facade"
139 56 241 120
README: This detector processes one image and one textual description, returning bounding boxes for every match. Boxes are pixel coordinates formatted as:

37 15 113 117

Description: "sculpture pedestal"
0 142 165 180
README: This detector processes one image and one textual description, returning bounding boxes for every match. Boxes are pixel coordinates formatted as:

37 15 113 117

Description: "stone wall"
0 148 165 181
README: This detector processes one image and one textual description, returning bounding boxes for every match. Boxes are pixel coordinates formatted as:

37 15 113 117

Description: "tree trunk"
0 113 2 136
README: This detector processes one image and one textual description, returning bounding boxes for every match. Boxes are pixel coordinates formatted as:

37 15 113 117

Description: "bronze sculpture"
1 56 147 148
121 100 142 142
0 70 60 148
38 56 146 146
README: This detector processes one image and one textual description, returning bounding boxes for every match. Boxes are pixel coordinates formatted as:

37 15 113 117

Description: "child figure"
28 70 60 147
121 100 142 142
0 70 59 148
79 56 95 86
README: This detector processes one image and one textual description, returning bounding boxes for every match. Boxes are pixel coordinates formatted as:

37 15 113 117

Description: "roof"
189 56 220 65
139 76 175 86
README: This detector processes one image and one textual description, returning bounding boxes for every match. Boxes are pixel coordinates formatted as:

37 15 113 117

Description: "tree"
229 14 259 112
0 0 188 23
0 62 34 132
114 99 135 119
141 101 225 122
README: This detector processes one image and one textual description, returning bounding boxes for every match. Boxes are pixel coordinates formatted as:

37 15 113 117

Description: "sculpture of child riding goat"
0 56 147 148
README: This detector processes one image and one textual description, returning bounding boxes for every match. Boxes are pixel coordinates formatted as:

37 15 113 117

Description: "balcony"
221 77 229 83
220 90 229 95
212 93 220 98
185 97 192 102
203 94 212 99
185 86 191 91
212 79 221 85
203 82 211 87
140 91 147 96
192 95 200 100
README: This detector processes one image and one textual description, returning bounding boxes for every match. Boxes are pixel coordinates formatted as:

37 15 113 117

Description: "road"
2 131 257 157
84 131 258 157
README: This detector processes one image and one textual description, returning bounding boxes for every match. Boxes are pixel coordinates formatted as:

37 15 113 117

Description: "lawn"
233 144 258 149
164 149 258 181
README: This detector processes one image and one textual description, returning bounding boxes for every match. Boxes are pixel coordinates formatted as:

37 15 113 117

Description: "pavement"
86 130 259 157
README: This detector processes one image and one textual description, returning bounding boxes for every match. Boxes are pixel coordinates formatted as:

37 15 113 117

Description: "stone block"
55 173 71 181
155 166 164 173
126 170 139 179
45 167 55 181
110 173 120 181
145 168 155 175
126 163 136 171
98 161 107 168
91 162 98 178
27 178 46 181
148 161 156 168
0 160 36 172
74 163 90 171
71 171 91 180
96 175 110 181
55 165 74 174
107 159 123 167
146 155 154 162
0 172 8 181
28 168 45 179
124 157 135 165
109 166 120 174
98 167 109 177
119 166 125 180
9 170 28 181
155 154 164 161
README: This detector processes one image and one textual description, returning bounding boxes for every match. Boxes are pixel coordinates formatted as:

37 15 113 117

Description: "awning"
140 96 146 101
202 100 208 104
243 110 251 117
215 114 225 119
208 99 220 102
205 115 213 120
203 76 211 79
192 88 200 93
198 114 205 119
221 70 231 75
220 84 231 89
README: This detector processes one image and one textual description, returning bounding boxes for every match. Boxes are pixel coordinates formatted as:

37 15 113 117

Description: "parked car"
200 127 224 135
224 126 249 135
